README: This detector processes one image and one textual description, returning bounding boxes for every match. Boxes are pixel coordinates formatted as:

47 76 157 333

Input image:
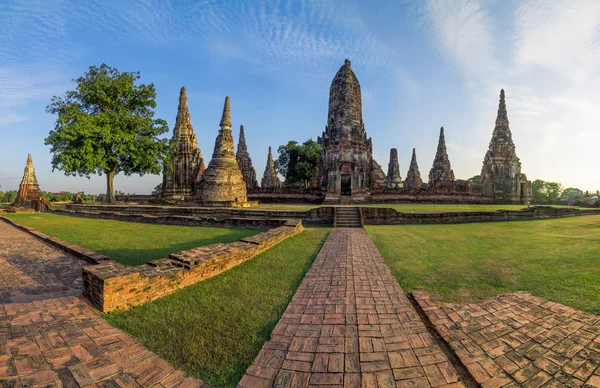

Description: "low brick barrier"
361 206 600 225
1 215 304 313
64 203 334 225
82 219 304 312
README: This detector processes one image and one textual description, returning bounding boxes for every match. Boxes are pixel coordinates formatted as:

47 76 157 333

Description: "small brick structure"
82 219 304 312
1 215 304 313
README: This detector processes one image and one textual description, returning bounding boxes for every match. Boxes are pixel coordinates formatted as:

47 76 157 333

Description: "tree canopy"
275 139 321 188
45 64 169 203
532 179 564 204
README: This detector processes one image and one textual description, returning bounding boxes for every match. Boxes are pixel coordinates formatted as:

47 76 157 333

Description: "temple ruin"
386 148 402 189
161 87 205 201
10 154 44 212
317 59 386 204
480 89 532 202
196 96 251 206
428 127 455 191
261 146 281 189
236 125 258 189
404 148 423 191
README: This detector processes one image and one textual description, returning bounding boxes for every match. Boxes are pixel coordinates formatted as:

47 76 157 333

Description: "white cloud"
420 0 499 82
514 0 600 82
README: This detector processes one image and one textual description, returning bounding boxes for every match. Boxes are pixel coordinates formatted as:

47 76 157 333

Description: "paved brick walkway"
239 228 465 387
0 220 205 387
415 292 600 387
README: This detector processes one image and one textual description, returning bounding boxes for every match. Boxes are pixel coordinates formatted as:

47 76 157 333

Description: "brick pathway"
239 228 465 387
0 220 205 387
415 292 600 387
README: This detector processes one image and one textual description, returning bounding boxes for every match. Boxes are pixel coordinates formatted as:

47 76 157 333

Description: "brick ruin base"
82 219 304 312
361 206 600 225
1 215 304 313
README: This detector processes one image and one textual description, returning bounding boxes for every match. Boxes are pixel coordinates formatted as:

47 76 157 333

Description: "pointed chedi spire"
404 148 423 190
428 127 455 188
236 125 258 189
219 95 231 128
13 153 42 210
261 146 281 189
197 96 248 204
386 148 402 189
160 86 204 201
480 89 530 200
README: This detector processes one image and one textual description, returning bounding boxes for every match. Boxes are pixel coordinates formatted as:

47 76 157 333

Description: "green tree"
532 179 564 204
275 139 321 188
2 190 17 203
45 64 169 203
274 141 298 179
561 187 583 199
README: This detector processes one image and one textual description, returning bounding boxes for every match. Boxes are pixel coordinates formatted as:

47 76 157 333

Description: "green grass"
3 213 259 266
363 204 587 213
367 215 600 313
103 227 330 387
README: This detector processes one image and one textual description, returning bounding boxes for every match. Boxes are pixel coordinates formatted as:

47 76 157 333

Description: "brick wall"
82 219 304 312
361 206 600 225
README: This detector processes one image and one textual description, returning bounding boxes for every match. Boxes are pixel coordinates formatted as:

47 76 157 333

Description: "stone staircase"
334 207 363 228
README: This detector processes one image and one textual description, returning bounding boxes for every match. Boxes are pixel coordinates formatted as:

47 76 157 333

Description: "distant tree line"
0 190 96 203
532 180 598 204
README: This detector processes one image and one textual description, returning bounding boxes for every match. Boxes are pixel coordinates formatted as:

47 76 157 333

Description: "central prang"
317 59 386 204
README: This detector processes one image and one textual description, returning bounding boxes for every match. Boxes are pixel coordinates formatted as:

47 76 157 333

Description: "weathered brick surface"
0 220 205 387
414 291 600 387
239 228 465 387
83 220 304 312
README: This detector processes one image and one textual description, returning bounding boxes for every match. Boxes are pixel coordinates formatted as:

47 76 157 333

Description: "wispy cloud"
514 0 600 82
419 0 499 83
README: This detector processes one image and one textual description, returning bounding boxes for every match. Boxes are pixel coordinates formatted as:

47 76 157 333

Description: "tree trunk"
104 170 116 204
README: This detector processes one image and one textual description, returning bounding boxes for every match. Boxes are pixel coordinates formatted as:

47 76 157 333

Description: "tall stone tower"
197 96 248 206
386 148 402 189
317 59 386 202
236 125 258 189
12 154 42 210
480 89 532 202
261 146 281 189
404 148 423 190
161 87 205 201
428 127 455 189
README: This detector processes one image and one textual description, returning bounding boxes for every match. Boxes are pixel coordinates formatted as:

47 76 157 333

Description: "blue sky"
1 0 599 194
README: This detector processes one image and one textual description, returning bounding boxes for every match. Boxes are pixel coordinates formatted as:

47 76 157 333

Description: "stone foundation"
64 203 335 224
83 219 304 312
361 206 600 225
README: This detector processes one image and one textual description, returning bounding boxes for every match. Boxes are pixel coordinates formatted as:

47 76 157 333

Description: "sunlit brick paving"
0 220 205 387
414 292 600 387
239 228 465 387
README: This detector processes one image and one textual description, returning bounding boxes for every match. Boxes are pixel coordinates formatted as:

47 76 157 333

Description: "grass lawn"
3 213 259 266
367 215 600 313
363 204 587 213
104 226 330 387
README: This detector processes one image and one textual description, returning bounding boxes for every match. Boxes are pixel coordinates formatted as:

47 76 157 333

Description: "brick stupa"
261 146 281 189
386 148 402 189
404 148 423 190
161 87 205 201
480 89 532 202
428 127 455 189
11 154 43 211
236 125 258 189
196 96 252 207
